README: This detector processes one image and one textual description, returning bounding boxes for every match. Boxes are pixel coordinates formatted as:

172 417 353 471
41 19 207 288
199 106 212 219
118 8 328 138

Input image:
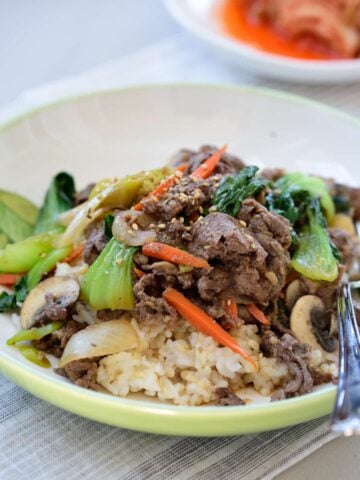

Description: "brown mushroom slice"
290 295 331 353
20 276 80 329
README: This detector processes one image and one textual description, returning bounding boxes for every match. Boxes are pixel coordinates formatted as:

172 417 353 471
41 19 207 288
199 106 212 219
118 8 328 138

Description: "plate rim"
0 82 356 435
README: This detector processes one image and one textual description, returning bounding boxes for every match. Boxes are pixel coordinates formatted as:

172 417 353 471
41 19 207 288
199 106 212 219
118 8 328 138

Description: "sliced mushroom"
290 295 337 353
20 276 80 329
286 279 302 310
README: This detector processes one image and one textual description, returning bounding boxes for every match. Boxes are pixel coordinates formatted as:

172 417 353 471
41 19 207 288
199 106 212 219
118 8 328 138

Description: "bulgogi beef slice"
83 220 108 265
134 273 179 322
155 218 192 247
34 293 70 325
189 212 290 304
142 175 220 221
261 331 314 398
170 145 245 176
328 227 360 267
215 387 246 406
57 358 101 391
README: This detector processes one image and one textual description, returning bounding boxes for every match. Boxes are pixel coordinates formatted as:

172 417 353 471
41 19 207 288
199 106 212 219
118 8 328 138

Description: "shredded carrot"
176 163 189 173
163 288 258 369
133 170 183 211
246 304 271 325
142 242 210 269
0 273 22 287
62 244 84 264
134 267 145 278
225 298 238 320
191 145 227 179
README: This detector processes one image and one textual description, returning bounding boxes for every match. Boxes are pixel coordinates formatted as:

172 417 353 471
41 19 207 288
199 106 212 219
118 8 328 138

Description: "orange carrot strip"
246 304 271 326
191 145 227 179
142 242 209 269
133 171 183 211
176 163 189 173
62 245 84 264
134 267 145 278
0 273 22 287
225 298 238 320
163 288 258 369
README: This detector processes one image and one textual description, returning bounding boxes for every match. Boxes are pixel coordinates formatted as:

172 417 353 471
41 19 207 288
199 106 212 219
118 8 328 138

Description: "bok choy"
80 238 138 310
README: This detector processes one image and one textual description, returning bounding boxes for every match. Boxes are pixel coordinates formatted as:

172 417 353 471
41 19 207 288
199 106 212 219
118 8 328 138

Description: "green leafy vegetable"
214 166 269 217
275 173 335 222
104 214 115 240
0 233 8 249
291 199 338 282
81 238 138 310
0 231 58 273
0 201 34 242
0 190 39 244
27 245 72 290
0 277 28 313
15 345 51 368
7 321 63 345
34 172 75 234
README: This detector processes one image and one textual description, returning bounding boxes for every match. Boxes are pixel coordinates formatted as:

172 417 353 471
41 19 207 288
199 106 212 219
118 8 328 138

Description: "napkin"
1 32 358 480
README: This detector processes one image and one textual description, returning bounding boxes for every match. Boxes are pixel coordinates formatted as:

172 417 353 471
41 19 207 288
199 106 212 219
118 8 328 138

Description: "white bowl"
165 0 360 84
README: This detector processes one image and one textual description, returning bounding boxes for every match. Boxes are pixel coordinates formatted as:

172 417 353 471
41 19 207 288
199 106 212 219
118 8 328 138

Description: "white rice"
95 314 338 406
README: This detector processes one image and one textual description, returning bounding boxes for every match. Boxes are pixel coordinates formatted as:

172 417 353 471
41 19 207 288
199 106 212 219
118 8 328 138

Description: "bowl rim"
164 0 360 72
1 82 357 435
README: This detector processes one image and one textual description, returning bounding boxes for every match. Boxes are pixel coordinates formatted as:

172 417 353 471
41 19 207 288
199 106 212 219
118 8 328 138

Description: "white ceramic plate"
0 84 359 435
165 0 360 84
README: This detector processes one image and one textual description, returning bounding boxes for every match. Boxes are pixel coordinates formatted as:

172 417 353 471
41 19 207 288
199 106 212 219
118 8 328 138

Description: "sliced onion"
112 211 156 246
59 318 138 367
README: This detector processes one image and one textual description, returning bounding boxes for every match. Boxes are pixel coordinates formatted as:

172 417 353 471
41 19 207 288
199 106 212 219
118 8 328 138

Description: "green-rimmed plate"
1 84 359 436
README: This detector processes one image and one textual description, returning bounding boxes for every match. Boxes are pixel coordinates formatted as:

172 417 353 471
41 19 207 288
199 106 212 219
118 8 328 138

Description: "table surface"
1 1 359 478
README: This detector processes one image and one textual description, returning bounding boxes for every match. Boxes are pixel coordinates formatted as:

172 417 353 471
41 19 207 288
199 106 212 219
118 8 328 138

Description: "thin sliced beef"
260 168 285 181
170 145 245 176
35 293 71 325
142 175 220 221
155 218 192 247
328 227 360 267
134 273 179 322
261 331 314 398
83 221 108 265
215 387 245 406
189 210 291 305
56 358 101 391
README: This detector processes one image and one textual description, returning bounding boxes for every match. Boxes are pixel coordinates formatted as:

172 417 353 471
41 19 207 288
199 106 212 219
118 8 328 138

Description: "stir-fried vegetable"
214 166 269 217
81 238 137 310
142 242 210 269
7 321 63 345
0 231 59 273
163 288 258 369
225 298 238 321
0 277 28 313
275 172 335 222
26 245 72 290
59 319 138 367
0 274 22 287
0 190 39 245
34 172 75 234
292 199 338 282
57 177 142 247
246 304 271 325
191 145 227 179
16 345 51 368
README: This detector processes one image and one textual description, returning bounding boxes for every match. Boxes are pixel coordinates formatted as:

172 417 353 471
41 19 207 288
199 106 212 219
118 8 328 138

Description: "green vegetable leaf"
34 172 75 234
104 214 115 241
7 321 63 345
81 238 138 310
0 276 28 313
16 345 51 368
27 245 72 290
214 166 269 217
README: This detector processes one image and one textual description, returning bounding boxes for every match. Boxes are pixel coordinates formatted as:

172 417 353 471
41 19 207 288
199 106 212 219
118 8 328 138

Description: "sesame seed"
116 257 123 266
209 206 217 212
179 217 184 223
158 223 166 229
239 220 247 227
204 245 210 250
149 224 156 229
132 223 139 231
198 206 204 214
171 218 177 224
